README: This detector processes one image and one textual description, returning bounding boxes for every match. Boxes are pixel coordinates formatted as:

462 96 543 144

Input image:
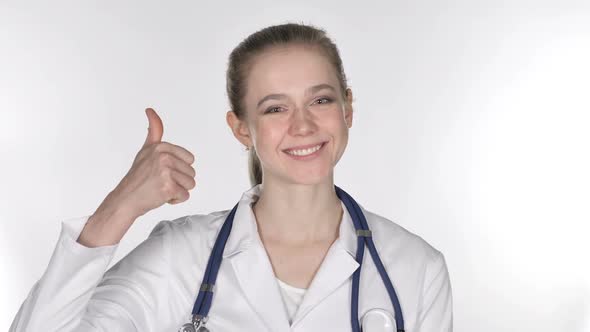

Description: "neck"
252 177 343 245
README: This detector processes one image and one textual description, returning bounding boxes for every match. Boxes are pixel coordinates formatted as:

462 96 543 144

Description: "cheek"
325 111 349 136
325 112 350 152
254 121 285 149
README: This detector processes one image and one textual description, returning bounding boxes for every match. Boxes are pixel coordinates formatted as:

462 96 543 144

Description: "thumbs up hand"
78 108 196 247
111 108 196 218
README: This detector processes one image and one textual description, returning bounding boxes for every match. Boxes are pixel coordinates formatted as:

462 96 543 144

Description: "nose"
288 106 318 136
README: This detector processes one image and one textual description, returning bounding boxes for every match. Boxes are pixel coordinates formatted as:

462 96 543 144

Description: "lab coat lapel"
207 186 362 330
291 201 360 327
229 240 291 332
216 185 291 332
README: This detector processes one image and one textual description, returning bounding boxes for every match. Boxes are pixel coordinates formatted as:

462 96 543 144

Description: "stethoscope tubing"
190 203 239 319
335 186 405 331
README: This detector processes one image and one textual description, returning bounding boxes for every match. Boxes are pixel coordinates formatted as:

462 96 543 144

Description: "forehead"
244 45 340 100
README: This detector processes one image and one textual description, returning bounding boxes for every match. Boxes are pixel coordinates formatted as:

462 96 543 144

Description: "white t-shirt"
276 277 307 324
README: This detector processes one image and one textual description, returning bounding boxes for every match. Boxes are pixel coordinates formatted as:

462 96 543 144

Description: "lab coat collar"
207 184 358 259
208 184 361 331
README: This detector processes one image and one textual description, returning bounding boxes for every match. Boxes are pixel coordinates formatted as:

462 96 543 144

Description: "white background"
1 1 589 331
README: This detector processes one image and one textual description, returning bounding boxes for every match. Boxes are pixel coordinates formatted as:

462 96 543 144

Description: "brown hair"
226 22 349 187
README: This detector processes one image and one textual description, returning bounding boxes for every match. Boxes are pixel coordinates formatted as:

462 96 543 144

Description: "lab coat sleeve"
9 215 173 332
416 251 453 332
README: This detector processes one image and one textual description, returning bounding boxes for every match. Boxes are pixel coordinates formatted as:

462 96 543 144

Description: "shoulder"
148 208 230 242
361 207 452 302
362 207 444 268
144 208 232 260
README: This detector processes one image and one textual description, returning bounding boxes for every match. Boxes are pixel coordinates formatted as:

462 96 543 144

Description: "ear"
344 88 353 129
226 110 253 148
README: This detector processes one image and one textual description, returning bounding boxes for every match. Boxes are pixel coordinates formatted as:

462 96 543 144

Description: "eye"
313 97 333 105
265 106 285 114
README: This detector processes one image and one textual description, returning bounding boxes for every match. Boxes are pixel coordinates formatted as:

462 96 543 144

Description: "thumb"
143 108 163 147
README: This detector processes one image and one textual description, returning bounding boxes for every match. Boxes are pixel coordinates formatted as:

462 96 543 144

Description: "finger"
160 152 195 178
170 168 196 191
143 108 164 147
167 182 189 204
157 142 195 165
174 160 196 179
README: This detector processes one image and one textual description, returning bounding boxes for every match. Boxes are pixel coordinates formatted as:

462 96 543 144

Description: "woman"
10 23 452 331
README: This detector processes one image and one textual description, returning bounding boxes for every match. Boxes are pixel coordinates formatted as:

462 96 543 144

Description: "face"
227 44 353 185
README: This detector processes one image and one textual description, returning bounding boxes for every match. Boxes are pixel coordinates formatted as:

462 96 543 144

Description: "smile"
283 142 327 158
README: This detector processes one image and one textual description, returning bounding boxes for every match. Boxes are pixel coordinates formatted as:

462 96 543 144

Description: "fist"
110 108 197 218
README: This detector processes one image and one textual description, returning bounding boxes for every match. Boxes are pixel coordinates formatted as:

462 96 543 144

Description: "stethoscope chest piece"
178 323 196 332
178 315 210 332
361 308 396 331
178 323 209 332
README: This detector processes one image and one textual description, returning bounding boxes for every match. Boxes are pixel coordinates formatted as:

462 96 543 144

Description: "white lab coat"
10 184 453 332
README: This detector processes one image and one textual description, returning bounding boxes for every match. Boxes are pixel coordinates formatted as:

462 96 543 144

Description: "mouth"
283 141 327 159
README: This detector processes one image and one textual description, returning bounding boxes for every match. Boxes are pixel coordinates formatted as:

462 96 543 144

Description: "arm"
9 215 173 332
416 251 453 332
10 107 195 331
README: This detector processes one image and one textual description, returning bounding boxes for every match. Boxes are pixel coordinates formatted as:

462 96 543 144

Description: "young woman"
10 23 453 332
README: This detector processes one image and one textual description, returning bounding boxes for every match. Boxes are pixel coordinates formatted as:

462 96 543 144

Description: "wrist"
78 199 137 248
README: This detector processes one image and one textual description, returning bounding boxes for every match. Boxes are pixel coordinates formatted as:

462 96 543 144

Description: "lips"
283 141 327 152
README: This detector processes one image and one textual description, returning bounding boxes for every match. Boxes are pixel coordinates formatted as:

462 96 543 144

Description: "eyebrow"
256 83 336 109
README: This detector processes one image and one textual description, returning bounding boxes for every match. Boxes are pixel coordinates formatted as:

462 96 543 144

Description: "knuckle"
160 167 172 179
158 152 172 165
154 143 165 152
155 142 171 153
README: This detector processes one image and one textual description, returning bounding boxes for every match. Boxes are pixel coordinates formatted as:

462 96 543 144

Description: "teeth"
286 143 323 156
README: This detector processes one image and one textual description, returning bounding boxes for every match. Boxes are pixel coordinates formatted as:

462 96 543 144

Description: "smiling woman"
226 42 353 187
224 24 351 187
10 23 452 332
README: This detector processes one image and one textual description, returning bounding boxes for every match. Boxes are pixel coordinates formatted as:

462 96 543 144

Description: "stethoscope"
179 186 405 332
